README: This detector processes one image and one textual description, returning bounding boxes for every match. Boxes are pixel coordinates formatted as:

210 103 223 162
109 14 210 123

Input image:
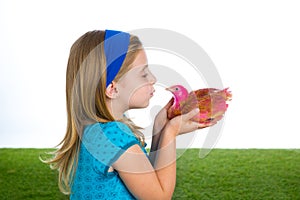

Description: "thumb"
182 108 199 121
164 98 174 110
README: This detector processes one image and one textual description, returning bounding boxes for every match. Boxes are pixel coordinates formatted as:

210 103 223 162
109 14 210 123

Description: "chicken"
166 85 232 124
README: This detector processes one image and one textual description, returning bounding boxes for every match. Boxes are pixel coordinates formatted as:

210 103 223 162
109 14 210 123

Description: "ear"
105 81 119 99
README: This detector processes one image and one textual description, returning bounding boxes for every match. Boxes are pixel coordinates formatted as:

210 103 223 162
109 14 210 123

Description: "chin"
130 100 150 109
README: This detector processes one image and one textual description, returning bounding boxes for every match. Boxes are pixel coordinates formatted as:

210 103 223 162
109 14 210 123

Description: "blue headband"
104 30 130 88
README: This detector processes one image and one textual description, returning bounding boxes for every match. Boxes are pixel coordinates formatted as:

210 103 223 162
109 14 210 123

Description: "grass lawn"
0 148 299 200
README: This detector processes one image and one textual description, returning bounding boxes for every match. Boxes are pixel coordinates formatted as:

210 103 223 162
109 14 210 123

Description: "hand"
167 108 217 136
153 98 174 136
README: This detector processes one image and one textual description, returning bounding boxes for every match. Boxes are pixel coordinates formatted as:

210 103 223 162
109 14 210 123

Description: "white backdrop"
0 0 299 148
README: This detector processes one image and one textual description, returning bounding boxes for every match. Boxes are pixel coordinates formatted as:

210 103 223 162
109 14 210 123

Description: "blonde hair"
43 30 144 194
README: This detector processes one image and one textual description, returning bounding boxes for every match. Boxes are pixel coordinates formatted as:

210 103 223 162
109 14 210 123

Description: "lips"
150 89 155 96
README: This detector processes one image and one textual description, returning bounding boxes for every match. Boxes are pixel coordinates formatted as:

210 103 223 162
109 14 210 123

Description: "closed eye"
142 66 149 78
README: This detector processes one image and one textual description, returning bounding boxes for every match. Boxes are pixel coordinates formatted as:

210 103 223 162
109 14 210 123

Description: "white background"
0 0 299 148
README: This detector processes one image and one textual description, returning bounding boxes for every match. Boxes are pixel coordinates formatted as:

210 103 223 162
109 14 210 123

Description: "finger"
164 98 174 110
198 121 218 129
190 121 203 129
205 121 217 127
214 115 224 121
210 115 223 124
182 108 200 121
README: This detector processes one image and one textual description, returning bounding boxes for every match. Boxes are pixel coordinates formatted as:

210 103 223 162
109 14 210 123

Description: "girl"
46 30 215 199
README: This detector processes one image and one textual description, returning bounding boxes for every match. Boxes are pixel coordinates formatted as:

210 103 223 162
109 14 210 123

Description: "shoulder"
103 121 134 135
85 121 132 134
83 121 139 149
81 122 141 175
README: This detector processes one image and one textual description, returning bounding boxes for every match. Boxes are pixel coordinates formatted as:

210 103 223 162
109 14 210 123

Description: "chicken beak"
165 87 172 92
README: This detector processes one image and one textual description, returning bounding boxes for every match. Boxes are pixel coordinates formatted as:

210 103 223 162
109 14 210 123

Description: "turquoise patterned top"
70 122 146 200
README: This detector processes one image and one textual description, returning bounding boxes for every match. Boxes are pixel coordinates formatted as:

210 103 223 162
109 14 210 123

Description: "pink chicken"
166 85 232 125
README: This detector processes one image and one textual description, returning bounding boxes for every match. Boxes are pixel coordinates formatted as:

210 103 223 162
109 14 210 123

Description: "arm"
114 127 176 200
149 99 214 166
149 99 173 166
113 109 203 200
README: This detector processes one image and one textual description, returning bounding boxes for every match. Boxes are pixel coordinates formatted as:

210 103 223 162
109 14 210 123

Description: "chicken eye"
175 88 179 91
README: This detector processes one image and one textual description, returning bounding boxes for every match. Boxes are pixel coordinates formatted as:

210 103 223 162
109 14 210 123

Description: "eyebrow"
141 65 148 71
137 65 148 73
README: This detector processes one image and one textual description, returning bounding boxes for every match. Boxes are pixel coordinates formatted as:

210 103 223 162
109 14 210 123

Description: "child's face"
117 50 157 109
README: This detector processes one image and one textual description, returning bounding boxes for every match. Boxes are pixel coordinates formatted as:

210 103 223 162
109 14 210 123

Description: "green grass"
0 149 299 200
175 149 300 199
0 149 67 200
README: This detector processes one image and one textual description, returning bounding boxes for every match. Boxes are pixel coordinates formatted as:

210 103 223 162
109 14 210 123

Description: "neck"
106 99 127 120
172 92 188 109
173 96 181 109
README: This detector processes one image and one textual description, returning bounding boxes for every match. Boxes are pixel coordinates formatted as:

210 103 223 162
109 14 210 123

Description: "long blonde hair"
44 30 144 194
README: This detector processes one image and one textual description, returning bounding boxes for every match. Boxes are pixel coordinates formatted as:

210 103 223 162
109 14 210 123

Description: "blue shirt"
70 122 147 200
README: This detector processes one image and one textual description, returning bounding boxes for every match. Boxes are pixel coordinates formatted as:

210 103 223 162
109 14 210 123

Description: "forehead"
130 50 148 69
117 50 148 83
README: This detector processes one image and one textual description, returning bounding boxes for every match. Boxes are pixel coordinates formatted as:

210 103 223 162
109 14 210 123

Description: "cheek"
123 78 146 93
129 86 151 106
135 86 149 96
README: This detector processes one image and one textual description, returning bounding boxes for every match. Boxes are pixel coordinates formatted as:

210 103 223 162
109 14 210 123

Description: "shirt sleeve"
82 122 140 175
